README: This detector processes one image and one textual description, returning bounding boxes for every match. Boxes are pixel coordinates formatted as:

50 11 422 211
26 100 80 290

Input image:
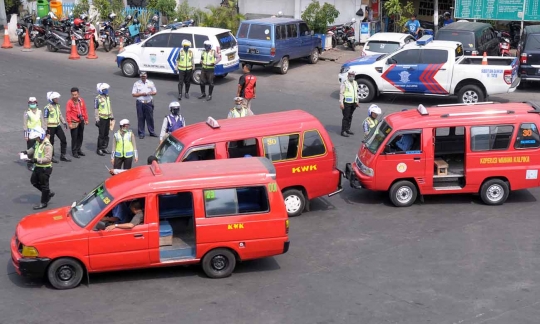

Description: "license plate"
227 53 235 60
348 36 355 40
248 48 259 54
16 28 22 34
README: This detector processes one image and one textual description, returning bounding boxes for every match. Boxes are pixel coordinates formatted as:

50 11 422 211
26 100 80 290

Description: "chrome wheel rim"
462 90 479 103
282 59 289 72
486 184 504 202
358 84 369 99
284 195 301 213
123 62 135 76
396 186 413 204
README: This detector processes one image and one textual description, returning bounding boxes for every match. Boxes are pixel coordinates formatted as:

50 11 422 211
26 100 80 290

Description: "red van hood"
17 206 75 243
359 144 376 167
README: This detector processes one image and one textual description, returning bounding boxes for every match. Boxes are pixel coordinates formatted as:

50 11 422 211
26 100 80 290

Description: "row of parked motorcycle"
15 11 173 56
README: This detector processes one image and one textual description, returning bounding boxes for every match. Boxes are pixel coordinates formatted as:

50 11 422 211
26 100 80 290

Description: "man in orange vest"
237 63 257 110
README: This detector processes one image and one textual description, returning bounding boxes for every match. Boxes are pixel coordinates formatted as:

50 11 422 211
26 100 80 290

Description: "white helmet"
119 119 130 126
368 104 381 116
29 127 46 141
47 91 61 103
97 83 110 93
182 39 192 47
203 40 212 47
28 97 38 104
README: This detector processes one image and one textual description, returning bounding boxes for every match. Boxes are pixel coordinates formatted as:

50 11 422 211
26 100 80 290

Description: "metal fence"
61 4 157 18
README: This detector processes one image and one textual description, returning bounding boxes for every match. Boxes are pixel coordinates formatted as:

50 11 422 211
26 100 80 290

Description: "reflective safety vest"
27 109 42 131
244 75 257 99
230 108 247 118
45 104 61 127
166 115 185 132
201 50 216 69
96 95 111 119
363 117 379 136
114 130 134 158
343 81 358 104
177 49 194 70
35 139 52 168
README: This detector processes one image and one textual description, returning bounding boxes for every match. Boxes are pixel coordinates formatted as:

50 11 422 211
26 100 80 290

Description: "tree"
383 0 414 32
155 0 176 19
73 0 90 18
176 0 196 22
301 0 339 34
92 0 111 20
200 0 244 34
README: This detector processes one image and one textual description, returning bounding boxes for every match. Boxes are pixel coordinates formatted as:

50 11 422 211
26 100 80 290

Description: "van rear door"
237 23 274 64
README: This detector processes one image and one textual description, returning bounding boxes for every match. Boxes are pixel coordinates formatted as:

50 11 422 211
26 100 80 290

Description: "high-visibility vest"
343 81 358 104
230 108 247 118
35 139 52 168
96 95 111 119
45 104 61 127
244 74 257 99
201 50 216 69
177 49 193 70
114 130 134 158
363 117 379 136
27 109 42 130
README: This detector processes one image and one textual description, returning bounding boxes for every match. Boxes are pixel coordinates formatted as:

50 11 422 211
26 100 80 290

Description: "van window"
515 123 540 149
387 130 422 153
287 24 298 38
390 49 421 64
421 49 448 64
248 24 271 40
263 134 300 161
216 31 237 49
237 23 249 38
302 130 326 157
435 127 450 136
145 34 170 47
193 34 209 48
524 35 540 51
227 138 259 158
299 23 310 36
158 192 194 219
183 147 215 161
437 31 475 49
365 120 393 154
471 125 514 151
204 186 269 217
168 33 193 47
155 136 184 163
276 25 286 40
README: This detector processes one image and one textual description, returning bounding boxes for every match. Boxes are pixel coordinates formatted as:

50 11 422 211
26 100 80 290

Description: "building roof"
105 158 276 198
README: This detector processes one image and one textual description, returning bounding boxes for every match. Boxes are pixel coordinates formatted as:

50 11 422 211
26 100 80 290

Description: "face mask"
235 104 242 109
205 46 211 51
172 109 179 115
102 89 109 95
29 104 37 109
183 46 189 51
348 77 354 81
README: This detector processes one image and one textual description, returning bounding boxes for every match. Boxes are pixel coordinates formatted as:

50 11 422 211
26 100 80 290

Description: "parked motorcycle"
45 13 89 56
100 14 117 52
497 31 512 56
16 15 37 46
327 23 344 48
142 15 159 40
343 18 358 51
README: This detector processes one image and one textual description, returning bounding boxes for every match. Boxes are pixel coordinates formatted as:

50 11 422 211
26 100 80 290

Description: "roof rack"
436 102 494 107
440 110 515 118
524 101 540 113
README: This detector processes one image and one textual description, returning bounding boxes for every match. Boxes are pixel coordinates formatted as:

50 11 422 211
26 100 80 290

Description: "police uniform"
94 93 114 155
159 114 186 141
362 116 379 139
132 75 157 138
44 102 70 162
198 47 221 100
22 134 54 209
339 79 359 136
111 129 138 169
227 106 253 119
176 48 195 99
23 106 44 169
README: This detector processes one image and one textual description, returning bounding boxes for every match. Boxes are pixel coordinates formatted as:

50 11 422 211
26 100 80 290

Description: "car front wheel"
47 258 84 290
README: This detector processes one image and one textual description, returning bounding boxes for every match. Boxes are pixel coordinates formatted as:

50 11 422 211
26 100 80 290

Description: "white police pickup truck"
338 35 520 103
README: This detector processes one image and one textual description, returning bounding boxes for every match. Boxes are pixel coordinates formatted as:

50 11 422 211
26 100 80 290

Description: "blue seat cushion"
159 221 173 237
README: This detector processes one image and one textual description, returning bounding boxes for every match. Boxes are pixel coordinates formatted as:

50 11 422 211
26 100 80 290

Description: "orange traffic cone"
482 52 488 65
1 25 13 49
22 27 32 52
68 36 80 60
87 36 97 59
118 36 124 53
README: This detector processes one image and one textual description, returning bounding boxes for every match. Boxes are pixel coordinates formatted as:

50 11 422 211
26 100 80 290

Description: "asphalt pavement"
0 45 540 324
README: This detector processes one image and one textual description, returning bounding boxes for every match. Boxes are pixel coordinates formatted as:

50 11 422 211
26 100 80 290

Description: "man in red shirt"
237 63 257 111
65 87 89 158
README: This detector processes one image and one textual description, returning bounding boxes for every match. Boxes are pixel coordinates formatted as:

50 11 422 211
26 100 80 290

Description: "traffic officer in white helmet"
44 91 71 163
23 97 45 170
175 39 195 100
363 104 381 139
339 70 359 137
111 119 138 170
159 101 186 143
20 127 55 210
228 97 254 119
198 40 221 101
95 83 114 156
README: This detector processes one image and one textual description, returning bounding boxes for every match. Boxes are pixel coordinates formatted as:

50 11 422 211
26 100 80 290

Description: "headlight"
21 245 39 257
340 66 350 74
360 165 374 177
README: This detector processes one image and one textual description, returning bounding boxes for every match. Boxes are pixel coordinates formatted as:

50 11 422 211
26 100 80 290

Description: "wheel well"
282 185 308 200
355 75 379 94
203 247 241 262
454 79 487 98
387 178 419 192
481 176 511 191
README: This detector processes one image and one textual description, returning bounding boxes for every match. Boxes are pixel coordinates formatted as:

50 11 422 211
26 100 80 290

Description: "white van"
117 27 240 84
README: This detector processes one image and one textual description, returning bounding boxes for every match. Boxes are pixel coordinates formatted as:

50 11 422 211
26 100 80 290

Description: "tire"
274 56 289 74
34 37 45 48
457 84 485 104
282 188 306 217
18 35 24 46
389 180 418 207
47 43 58 52
77 41 89 56
480 179 509 205
308 48 319 64
47 258 84 290
103 38 110 52
331 37 337 48
356 78 376 103
94 37 99 50
192 68 202 84
121 59 139 78
201 248 236 278
350 41 357 51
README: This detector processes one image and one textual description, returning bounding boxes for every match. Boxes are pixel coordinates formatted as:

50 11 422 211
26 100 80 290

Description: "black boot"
52 156 59 163
102 149 110 154
178 84 183 100
33 203 48 210
346 130 354 135
341 131 349 137
185 92 189 99
199 85 206 99
48 192 55 202
60 154 71 162
198 93 206 99
96 149 105 156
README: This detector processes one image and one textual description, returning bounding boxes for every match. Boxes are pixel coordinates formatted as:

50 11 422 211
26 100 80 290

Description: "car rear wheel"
308 48 319 64
480 179 509 205
121 59 139 77
357 78 376 103
389 180 417 207
47 258 84 290
274 57 289 74
192 68 202 84
202 248 236 278
283 189 306 217
457 84 485 104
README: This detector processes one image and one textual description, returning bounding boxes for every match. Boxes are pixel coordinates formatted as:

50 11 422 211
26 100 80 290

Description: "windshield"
71 184 114 228
436 31 475 49
365 120 393 154
525 35 540 51
365 41 401 54
155 136 184 163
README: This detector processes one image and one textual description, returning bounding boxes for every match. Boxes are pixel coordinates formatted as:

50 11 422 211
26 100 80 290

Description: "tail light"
521 53 527 64
472 51 479 56
285 219 289 234
503 70 512 84
270 47 276 56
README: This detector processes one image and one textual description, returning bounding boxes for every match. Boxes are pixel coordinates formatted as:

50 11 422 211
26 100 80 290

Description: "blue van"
236 18 322 74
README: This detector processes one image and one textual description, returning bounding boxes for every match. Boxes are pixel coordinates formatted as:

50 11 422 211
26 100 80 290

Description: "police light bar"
206 117 220 128
416 35 433 46
417 104 429 115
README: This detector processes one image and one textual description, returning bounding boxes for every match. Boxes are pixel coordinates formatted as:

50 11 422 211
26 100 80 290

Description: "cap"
119 119 130 126
234 96 244 102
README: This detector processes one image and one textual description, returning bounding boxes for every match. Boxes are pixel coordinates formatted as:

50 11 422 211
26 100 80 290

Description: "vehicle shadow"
308 196 337 213
12 193 40 206
339 187 394 207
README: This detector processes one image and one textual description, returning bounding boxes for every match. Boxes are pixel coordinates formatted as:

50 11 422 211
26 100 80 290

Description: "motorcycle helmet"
80 13 88 21
169 101 181 115
97 83 110 95
368 104 381 117
444 12 451 17
203 40 212 50
133 18 139 25
47 91 61 103
152 15 159 22
125 15 132 22
108 13 117 20
119 119 130 126
74 18 84 27
29 127 46 141
182 39 192 47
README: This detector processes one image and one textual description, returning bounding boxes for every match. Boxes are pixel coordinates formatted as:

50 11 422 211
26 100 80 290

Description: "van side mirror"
95 221 107 231
384 144 392 153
